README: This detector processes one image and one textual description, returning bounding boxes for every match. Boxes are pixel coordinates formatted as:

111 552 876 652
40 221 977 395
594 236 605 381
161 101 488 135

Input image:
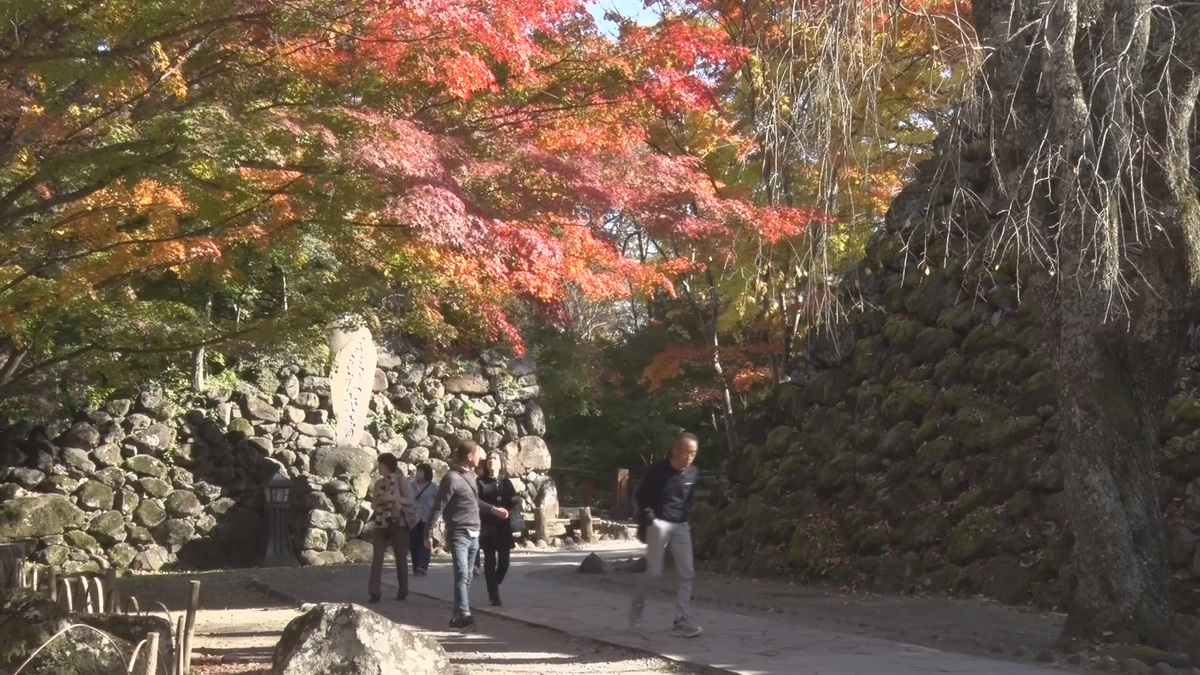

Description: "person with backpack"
630 432 703 638
368 452 416 603
477 450 520 606
408 462 437 576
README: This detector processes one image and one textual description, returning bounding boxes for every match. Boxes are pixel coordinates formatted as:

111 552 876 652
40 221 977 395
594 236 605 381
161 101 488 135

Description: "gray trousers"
632 519 695 622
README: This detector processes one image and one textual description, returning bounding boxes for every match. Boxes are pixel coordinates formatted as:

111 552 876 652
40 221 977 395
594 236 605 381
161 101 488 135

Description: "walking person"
478 450 520 606
368 452 416 603
409 462 436 576
426 440 509 629
630 432 703 637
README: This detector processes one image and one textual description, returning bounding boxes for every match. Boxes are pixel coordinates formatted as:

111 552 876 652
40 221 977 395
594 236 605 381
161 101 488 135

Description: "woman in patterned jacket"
368 452 416 603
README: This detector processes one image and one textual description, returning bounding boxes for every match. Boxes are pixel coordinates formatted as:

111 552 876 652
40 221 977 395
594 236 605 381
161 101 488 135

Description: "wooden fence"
6 560 200 675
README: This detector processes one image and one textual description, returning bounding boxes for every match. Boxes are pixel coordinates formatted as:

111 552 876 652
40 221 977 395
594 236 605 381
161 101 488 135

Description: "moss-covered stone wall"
692 140 1200 612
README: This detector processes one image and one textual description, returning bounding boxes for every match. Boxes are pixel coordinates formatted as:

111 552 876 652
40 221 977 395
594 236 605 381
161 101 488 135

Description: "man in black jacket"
630 432 702 638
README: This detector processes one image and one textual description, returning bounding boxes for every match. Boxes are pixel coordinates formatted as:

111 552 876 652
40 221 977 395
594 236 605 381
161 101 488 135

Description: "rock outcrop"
272 603 451 675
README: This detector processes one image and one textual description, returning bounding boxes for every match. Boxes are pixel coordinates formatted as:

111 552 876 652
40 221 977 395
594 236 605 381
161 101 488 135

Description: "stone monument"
328 321 377 447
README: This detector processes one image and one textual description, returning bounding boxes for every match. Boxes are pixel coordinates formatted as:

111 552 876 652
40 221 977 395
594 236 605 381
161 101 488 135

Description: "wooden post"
48 567 58 602
144 629 161 675
533 504 551 544
106 568 119 613
580 506 595 543
93 576 106 616
30 566 38 592
80 576 94 614
614 469 629 519
58 578 73 612
181 580 200 673
175 616 186 675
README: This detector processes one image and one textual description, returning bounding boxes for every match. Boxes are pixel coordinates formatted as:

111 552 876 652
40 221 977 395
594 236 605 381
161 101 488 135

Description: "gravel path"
120 569 701 675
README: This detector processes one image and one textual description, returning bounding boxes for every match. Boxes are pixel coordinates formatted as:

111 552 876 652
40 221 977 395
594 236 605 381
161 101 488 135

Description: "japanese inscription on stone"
328 325 377 447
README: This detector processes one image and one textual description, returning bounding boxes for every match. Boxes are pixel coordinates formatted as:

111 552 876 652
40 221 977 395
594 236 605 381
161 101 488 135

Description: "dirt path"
119 569 700 675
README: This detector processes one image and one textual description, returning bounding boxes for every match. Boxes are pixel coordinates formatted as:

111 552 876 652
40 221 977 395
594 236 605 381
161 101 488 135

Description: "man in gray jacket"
426 440 508 628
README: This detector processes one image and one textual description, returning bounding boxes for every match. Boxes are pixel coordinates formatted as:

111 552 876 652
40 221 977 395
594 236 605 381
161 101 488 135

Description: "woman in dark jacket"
477 450 519 606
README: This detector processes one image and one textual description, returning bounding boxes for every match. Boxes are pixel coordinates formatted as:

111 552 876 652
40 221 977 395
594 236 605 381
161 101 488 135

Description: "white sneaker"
672 620 702 638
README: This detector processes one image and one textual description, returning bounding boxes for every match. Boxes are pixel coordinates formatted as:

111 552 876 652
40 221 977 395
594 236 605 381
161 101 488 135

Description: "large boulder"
272 603 451 675
0 495 86 539
311 446 376 478
0 589 130 675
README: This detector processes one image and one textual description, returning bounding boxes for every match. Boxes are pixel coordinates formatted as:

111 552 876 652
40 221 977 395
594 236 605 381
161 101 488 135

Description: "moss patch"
880 382 936 424
948 509 1003 564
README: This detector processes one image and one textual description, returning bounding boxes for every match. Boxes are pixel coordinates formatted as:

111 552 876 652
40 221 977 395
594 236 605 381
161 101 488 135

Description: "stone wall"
0 343 554 574
692 137 1200 613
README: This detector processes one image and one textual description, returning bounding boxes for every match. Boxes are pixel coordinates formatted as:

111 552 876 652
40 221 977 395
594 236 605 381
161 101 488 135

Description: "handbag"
508 503 524 534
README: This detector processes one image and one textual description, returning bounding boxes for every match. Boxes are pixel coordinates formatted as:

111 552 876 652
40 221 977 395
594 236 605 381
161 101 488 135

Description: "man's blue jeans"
450 528 480 617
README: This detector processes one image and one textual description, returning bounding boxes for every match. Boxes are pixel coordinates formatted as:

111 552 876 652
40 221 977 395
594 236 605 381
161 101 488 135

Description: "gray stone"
285 407 307 424
134 500 167 528
373 368 389 392
91 465 125 488
312 445 376 478
303 528 329 551
228 417 255 438
578 552 605 574
508 436 551 474
523 403 547 436
445 373 490 395
299 549 346 566
75 480 115 510
343 538 374 563
59 422 101 449
166 490 204 517
129 423 177 455
297 422 337 439
126 525 155 544
209 497 236 515
427 435 451 460
9 467 45 489
294 392 321 410
123 412 153 432
404 417 429 444
0 483 25 500
476 428 503 450
195 513 218 533
193 481 224 502
125 454 169 478
1148 663 1175 675
139 477 174 498
43 475 80 495
272 603 451 675
65 529 102 553
133 545 172 572
105 399 133 417
156 518 195 549
109 542 137 568
88 510 127 544
309 510 343 531
246 397 280 423
91 444 122 468
60 446 95 474
282 375 301 399
0 495 85 539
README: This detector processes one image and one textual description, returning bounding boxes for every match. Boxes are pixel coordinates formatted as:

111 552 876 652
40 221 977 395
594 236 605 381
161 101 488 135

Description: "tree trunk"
192 347 206 392
1048 287 1178 646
